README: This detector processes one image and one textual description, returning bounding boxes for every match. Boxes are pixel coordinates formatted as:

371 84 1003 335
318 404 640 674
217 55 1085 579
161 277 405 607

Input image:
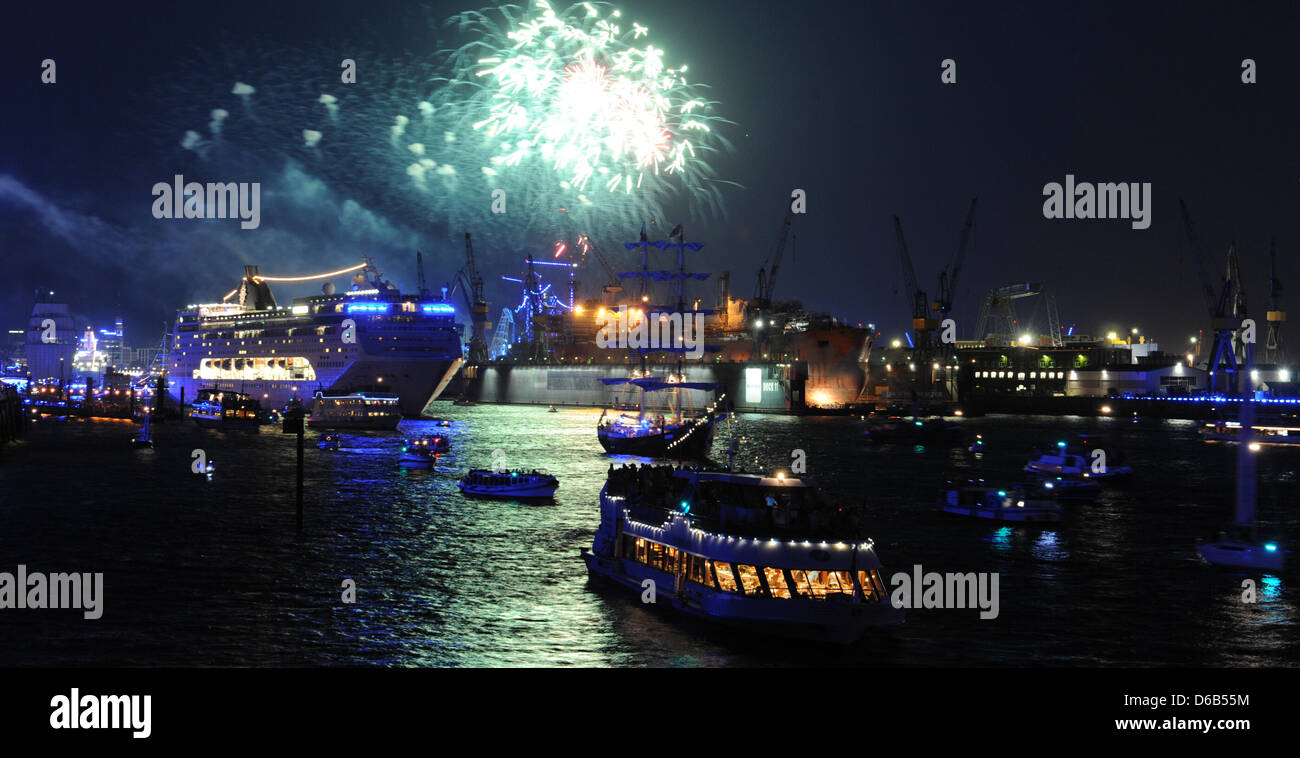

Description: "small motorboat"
865 416 964 445
130 415 154 448
317 432 341 451
548 405 558 413
1197 534 1284 571
1025 439 1132 479
459 469 559 500
940 483 1061 523
968 434 985 454
399 435 450 468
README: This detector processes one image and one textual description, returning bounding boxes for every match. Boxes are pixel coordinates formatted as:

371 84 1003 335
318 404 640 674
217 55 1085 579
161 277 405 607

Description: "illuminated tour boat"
398 435 450 468
581 464 903 643
458 469 559 499
940 482 1061 523
1200 420 1300 447
190 388 264 430
308 390 402 430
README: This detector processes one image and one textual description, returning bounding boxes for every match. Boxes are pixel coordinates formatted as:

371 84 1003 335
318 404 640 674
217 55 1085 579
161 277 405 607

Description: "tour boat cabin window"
735 565 763 597
635 538 647 564
858 570 886 602
713 562 739 593
687 554 712 586
647 542 665 570
789 569 813 598
763 567 791 599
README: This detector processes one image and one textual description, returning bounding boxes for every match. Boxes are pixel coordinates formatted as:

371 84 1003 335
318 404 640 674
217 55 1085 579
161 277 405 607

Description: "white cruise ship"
168 261 464 417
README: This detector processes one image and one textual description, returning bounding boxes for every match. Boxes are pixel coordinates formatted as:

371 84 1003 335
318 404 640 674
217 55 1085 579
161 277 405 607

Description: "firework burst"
428 0 734 232
151 1 734 250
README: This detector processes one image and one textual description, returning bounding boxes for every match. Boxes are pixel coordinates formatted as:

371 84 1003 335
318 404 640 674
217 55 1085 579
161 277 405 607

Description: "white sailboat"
1196 346 1284 570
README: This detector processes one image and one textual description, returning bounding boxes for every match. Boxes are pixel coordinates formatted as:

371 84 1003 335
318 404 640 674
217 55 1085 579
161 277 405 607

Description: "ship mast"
1234 340 1257 535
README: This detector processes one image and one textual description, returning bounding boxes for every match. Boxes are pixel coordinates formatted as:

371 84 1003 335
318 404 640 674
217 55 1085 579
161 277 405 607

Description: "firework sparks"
153 1 734 250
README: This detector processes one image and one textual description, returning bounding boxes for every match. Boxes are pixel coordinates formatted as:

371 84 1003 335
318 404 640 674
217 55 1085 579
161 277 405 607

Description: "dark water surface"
0 406 1296 666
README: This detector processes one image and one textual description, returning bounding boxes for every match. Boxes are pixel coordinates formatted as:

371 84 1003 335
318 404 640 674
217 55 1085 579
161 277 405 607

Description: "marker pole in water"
282 401 306 529
296 424 305 530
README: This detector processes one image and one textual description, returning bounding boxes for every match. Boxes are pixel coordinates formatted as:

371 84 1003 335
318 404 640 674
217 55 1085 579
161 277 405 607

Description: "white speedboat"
940 483 1061 523
398 435 450 468
1025 440 1132 479
581 465 902 644
1197 535 1283 571
459 469 558 499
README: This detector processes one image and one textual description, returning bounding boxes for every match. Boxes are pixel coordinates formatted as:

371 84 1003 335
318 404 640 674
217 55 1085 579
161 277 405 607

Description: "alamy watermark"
151 174 261 229
0 565 103 619
889 564 999 619
1043 174 1151 230
596 306 705 359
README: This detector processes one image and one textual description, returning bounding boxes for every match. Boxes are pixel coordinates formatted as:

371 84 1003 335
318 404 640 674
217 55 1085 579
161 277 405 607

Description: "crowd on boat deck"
466 469 552 483
605 464 859 539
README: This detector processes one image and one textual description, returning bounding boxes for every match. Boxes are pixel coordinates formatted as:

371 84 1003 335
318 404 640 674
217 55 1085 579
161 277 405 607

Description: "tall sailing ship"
168 260 464 417
595 226 727 458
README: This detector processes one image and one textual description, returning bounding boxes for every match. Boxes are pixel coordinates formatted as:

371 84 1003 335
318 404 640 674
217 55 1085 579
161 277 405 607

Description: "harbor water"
0 406 1296 666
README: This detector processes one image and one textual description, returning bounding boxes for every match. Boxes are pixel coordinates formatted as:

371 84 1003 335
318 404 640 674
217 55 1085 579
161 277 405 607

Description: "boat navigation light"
1265 544 1278 552
1057 441 1066 448
997 491 1006 497
776 472 785 481
1044 482 1054 489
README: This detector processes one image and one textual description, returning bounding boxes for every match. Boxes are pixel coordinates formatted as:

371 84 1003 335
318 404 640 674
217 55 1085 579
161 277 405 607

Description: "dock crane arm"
1178 198 1223 316
577 234 622 289
893 215 928 320
762 205 795 304
940 197 977 314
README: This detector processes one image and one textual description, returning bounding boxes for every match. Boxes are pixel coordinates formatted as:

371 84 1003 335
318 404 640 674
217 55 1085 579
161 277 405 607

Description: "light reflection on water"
0 407 1295 666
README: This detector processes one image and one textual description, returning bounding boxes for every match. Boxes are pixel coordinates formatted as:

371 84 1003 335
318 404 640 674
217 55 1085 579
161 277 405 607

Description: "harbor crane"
416 250 431 299
1178 198 1245 395
893 198 978 351
752 203 794 315
974 283 1062 347
575 234 625 303
1265 239 1286 365
892 215 936 348
446 232 490 363
935 198 978 324
745 201 795 357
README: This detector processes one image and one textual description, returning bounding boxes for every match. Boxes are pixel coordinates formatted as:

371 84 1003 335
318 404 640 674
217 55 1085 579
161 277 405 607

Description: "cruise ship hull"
172 357 459 418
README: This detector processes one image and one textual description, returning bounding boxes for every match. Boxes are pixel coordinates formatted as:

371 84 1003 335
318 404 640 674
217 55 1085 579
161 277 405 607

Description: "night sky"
3 0 1297 351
